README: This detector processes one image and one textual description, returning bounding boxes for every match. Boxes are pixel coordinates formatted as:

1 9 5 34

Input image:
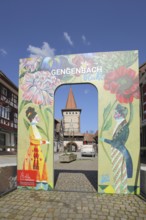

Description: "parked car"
81 145 95 157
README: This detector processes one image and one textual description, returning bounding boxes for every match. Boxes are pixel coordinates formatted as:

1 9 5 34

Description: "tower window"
1 87 7 96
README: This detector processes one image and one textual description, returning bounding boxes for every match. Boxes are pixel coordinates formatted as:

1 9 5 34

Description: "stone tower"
62 87 81 134
62 87 83 151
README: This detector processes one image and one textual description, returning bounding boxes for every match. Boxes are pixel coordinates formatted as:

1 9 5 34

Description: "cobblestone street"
0 189 146 220
0 154 146 219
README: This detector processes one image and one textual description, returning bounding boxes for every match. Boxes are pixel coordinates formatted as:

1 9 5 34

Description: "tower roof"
65 87 77 109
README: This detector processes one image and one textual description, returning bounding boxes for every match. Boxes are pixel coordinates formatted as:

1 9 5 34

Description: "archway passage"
66 142 77 152
54 83 98 192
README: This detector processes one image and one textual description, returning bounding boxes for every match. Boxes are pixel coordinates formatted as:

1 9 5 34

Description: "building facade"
140 62 146 151
0 71 18 149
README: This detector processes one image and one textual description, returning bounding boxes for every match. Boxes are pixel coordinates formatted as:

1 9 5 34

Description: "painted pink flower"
21 71 61 105
104 66 140 103
20 57 42 73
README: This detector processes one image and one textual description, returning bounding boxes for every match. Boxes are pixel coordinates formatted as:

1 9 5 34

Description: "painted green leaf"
103 116 112 131
45 108 53 115
55 57 60 63
128 102 133 125
103 103 111 121
19 100 31 114
44 109 50 136
23 119 30 130
44 108 49 124
63 74 74 81
100 51 138 77
19 71 26 79
36 125 47 138
49 59 53 67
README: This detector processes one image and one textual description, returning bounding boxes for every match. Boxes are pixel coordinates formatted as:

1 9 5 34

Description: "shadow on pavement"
54 169 98 192
0 151 17 156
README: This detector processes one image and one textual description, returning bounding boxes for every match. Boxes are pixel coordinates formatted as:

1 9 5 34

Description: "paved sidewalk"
0 189 146 220
54 155 98 171
0 155 17 167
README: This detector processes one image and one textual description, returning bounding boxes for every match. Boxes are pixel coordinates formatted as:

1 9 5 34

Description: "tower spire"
65 87 77 109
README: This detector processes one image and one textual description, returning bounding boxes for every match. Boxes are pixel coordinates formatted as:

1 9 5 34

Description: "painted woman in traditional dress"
100 104 133 194
23 107 50 190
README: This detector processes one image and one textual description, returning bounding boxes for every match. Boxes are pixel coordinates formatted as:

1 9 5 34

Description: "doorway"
54 83 98 192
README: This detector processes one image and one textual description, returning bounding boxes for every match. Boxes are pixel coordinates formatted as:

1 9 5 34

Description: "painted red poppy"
104 66 140 103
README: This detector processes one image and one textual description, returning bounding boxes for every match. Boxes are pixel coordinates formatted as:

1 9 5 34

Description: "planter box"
59 153 77 163
0 166 17 196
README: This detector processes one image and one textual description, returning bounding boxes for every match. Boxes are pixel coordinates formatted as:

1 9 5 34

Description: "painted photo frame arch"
18 50 140 194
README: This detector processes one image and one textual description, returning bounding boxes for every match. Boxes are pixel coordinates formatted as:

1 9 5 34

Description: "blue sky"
1 0 146 133
54 84 98 133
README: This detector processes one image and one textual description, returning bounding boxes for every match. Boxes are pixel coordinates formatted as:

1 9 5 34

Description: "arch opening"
54 83 98 192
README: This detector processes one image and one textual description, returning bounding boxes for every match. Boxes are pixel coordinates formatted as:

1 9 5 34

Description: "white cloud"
27 42 55 58
82 35 86 43
82 35 90 46
0 49 7 56
63 32 74 46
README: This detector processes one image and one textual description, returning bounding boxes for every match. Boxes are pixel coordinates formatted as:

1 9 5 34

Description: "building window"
10 94 18 108
14 95 17 104
14 113 18 128
14 134 17 146
0 106 10 119
0 133 5 145
143 84 146 94
1 87 7 96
